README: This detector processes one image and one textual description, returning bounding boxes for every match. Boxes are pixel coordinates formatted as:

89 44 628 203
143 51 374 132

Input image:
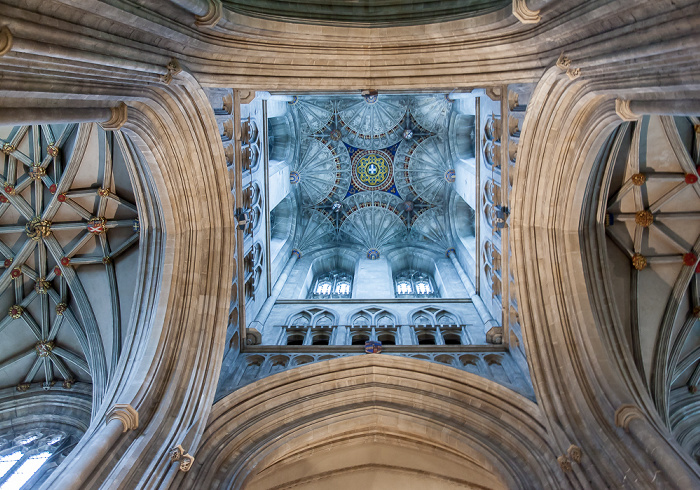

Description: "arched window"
0 429 69 488
394 270 436 298
309 271 352 299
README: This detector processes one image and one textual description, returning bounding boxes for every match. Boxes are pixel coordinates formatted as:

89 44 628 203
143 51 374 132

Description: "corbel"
100 102 128 131
195 0 223 27
615 99 640 122
513 0 541 24
107 403 139 432
0 26 12 56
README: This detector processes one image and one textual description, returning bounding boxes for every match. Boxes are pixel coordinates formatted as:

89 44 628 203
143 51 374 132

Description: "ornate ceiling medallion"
347 144 400 196
25 218 51 241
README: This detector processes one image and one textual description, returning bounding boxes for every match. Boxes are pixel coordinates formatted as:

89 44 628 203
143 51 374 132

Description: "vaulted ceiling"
0 123 141 412
602 115 700 463
287 93 474 261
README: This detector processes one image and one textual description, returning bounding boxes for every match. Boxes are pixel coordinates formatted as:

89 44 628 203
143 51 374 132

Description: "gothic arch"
176 355 566 489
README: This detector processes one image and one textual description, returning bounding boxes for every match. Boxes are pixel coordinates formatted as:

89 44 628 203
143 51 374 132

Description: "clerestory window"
394 270 436 298
309 271 352 299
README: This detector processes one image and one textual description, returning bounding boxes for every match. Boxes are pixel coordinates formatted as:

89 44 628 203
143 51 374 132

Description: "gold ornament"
635 210 653 228
55 302 67 316
632 253 647 271
631 173 646 186
9 305 23 319
1 143 15 155
35 341 54 357
25 218 52 241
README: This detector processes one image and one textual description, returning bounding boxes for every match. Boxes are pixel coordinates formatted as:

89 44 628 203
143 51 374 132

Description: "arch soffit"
181 355 564 489
511 65 700 484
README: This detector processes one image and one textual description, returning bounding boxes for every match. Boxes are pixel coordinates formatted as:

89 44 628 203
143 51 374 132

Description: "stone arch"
177 356 565 489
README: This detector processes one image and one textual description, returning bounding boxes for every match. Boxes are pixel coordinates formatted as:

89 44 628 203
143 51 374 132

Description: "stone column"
52 404 138 489
616 99 700 121
615 405 699 488
254 249 299 326
447 249 502 343
0 103 127 129
169 0 222 26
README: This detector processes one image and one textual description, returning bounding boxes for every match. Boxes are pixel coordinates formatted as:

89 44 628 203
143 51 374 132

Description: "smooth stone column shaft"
629 99 700 117
170 0 210 16
448 251 499 331
626 417 698 488
51 419 123 489
0 107 112 126
254 253 298 325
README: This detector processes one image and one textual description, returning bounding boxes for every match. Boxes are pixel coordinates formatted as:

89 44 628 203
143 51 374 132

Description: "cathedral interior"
0 0 699 488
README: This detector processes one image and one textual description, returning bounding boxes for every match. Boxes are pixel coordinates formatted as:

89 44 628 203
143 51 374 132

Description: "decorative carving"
16 383 30 392
34 278 50 294
693 305 700 318
195 0 223 27
102 256 112 265
604 213 613 226
29 166 46 180
107 403 139 432
87 217 106 235
63 378 74 389
2 143 15 155
9 305 23 319
615 99 639 121
0 26 12 57
57 193 67 202
614 404 643 432
686 173 698 184
47 145 59 157
2 258 11 267
25 218 52 241
631 173 646 186
4 184 15 195
35 341 54 357
635 210 653 227
160 59 182 85
179 453 195 472
632 253 647 271
567 444 582 464
100 102 128 131
98 187 110 197
557 455 572 472
10 268 21 278
55 303 68 316
556 53 572 70
566 68 581 80
169 444 185 461
683 252 698 267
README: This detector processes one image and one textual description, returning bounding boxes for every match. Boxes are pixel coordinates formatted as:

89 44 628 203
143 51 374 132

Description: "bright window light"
1 451 51 490
0 452 22 479
397 281 412 294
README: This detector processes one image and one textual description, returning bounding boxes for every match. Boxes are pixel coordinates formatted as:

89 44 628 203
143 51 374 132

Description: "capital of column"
512 0 540 24
99 103 128 131
0 26 13 57
195 0 223 27
614 403 643 432
107 403 139 432
615 99 640 122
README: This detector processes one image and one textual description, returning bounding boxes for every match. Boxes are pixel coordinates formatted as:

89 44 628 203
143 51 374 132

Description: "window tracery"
394 270 436 298
309 271 352 299
0 429 68 488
